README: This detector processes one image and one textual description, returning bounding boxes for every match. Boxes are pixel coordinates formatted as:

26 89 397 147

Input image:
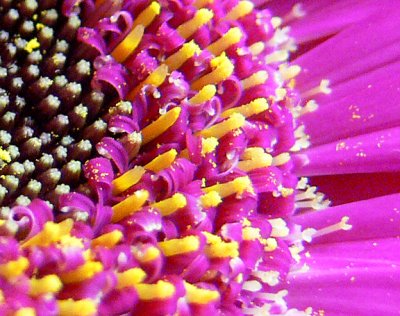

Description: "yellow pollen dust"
177 9 214 39
191 53 234 90
221 98 269 118
29 275 62 296
242 226 261 241
203 176 253 198
203 232 239 258
206 27 243 56
184 282 220 304
0 147 11 163
201 137 219 156
22 219 74 249
198 113 245 139
0 257 29 279
151 193 187 216
140 107 181 145
134 280 176 300
58 299 97 316
127 64 169 99
132 1 161 28
241 71 269 90
224 1 254 20
144 149 177 172
15 308 36 316
164 41 201 71
60 261 103 284
200 191 222 208
25 38 40 53
112 166 146 195
112 189 149 222
91 230 123 248
112 25 145 63
117 268 147 289
189 84 217 105
158 235 200 256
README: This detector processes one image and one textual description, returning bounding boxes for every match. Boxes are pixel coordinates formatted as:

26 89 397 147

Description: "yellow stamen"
91 230 123 248
242 226 261 241
201 137 219 156
241 71 269 90
191 53 234 90
0 147 11 163
134 280 175 300
203 176 252 198
184 282 220 304
138 246 161 263
237 152 273 171
60 261 103 284
58 299 96 316
241 147 264 160
30 275 62 296
158 235 200 256
189 84 217 105
249 41 265 56
224 1 254 20
279 64 301 81
112 166 146 195
266 49 289 64
301 79 332 99
22 219 73 248
151 193 187 216
112 189 149 222
112 25 145 63
127 64 169 99
164 41 201 71
0 257 29 278
15 308 36 316
198 113 245 139
132 1 161 28
206 27 242 56
177 9 214 39
200 191 222 208
193 0 214 9
144 149 177 172
203 232 239 258
272 152 290 166
221 98 269 118
117 268 147 289
269 218 290 238
140 107 181 145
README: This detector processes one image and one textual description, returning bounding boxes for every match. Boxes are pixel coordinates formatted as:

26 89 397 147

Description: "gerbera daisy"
0 0 398 315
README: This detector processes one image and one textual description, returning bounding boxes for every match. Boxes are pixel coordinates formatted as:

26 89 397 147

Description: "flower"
0 0 398 315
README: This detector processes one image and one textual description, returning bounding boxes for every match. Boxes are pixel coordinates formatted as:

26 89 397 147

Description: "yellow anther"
112 166 146 195
242 226 261 241
224 1 254 20
25 38 40 53
241 71 269 90
249 41 265 56
151 193 187 216
272 152 291 166
134 280 175 300
22 219 74 249
198 113 245 139
201 137 219 156
112 189 149 222
139 246 161 263
164 41 201 71
203 176 252 198
184 282 220 304
191 53 234 90
112 25 145 63
117 268 147 289
15 308 36 316
91 230 123 248
263 237 278 251
141 107 181 145
279 64 301 81
177 9 214 39
200 191 222 208
158 235 200 256
30 275 62 296
60 261 103 284
127 64 169 99
241 147 265 160
144 149 177 172
193 0 214 9
266 50 289 64
221 98 269 118
269 218 290 238
58 299 97 316
132 1 161 28
203 233 239 258
189 84 217 105
0 147 11 163
237 152 273 171
206 27 242 56
0 257 29 278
